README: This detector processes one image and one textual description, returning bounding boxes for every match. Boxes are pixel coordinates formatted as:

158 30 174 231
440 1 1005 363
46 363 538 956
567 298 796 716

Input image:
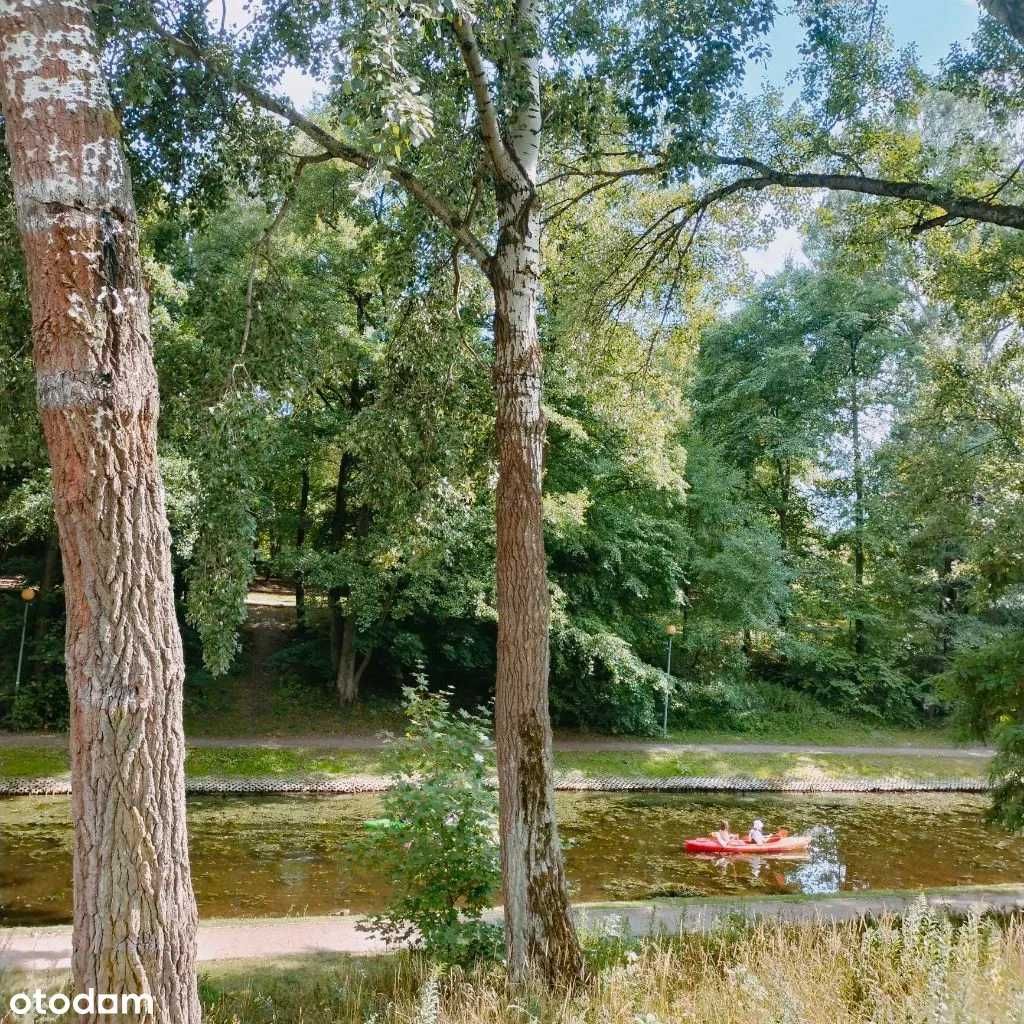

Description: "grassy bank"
665 721 964 747
6 908 1022 1023
198 910 1024 1023
180 655 964 747
0 745 990 783
557 749 989 783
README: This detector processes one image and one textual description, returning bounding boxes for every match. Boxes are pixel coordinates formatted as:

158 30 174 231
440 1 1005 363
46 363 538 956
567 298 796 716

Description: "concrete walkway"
0 732 994 758
4 886 1022 971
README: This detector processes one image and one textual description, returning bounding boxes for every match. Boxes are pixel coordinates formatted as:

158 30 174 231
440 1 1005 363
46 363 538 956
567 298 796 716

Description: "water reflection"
785 826 847 894
2 791 1021 925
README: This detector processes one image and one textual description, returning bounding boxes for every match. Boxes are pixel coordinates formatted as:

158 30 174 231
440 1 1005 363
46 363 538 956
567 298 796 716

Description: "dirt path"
0 731 993 758
239 605 293 729
4 886 1022 970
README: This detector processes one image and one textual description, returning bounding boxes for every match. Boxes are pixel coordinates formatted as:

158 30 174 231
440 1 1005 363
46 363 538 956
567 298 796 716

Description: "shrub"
669 676 850 736
0 594 67 730
550 624 660 734
355 682 502 967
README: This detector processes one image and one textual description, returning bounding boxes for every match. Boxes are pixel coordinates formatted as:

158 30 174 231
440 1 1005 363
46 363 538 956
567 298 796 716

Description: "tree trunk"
491 180 584 985
336 615 358 704
0 5 200 1021
940 552 957 658
327 451 354 671
32 530 61 647
850 345 866 657
295 466 309 634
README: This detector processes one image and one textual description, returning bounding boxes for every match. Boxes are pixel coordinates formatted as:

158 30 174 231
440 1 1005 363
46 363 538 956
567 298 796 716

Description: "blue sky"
749 0 979 94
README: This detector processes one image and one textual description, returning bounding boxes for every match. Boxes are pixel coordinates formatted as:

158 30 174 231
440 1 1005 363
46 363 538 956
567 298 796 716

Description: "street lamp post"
14 586 37 695
663 624 677 737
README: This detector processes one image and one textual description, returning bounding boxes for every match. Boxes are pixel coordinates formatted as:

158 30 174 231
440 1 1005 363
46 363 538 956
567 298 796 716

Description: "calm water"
3 791 1023 926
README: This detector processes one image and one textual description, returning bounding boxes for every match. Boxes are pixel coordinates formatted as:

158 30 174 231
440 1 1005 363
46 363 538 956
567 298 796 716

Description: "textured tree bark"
0 4 200 1021
492 178 584 985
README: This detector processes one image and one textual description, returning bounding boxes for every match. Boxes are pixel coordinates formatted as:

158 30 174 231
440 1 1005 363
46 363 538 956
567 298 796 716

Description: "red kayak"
684 833 811 855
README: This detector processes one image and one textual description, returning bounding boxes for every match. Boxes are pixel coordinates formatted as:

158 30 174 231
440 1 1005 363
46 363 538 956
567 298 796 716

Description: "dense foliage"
2 2 1024 820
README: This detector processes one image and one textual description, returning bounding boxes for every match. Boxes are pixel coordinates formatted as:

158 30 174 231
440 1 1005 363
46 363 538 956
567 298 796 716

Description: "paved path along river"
4 886 1022 971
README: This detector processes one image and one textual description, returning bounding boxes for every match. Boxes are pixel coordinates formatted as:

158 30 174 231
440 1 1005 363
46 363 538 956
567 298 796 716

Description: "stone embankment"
0 771 989 797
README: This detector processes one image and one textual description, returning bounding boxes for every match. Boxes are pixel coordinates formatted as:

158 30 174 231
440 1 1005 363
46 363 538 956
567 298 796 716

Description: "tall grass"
196 903 1024 1024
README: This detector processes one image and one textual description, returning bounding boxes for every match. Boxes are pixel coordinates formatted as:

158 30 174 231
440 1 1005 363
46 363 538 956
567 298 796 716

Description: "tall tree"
132 0 772 982
795 267 915 656
0 3 199 1020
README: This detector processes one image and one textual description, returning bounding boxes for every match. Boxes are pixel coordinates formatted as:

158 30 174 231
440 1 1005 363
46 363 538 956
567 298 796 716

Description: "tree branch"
152 24 494 268
703 156 1024 231
541 162 668 224
450 14 519 183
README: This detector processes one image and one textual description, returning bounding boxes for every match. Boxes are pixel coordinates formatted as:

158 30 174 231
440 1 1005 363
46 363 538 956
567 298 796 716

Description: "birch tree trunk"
492 185 582 985
0 4 200 1021
152 0 585 984
488 4 584 975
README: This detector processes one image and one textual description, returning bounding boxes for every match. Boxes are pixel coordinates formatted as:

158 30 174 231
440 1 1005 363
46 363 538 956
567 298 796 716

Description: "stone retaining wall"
0 772 990 797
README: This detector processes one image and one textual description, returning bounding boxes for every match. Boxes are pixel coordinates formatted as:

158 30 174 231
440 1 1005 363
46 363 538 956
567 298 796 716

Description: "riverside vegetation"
7 905 1021 1024
3 0 1024 1016
198 906 1024 1024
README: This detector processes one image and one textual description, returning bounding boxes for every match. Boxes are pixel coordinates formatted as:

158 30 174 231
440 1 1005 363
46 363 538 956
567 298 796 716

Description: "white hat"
753 819 764 829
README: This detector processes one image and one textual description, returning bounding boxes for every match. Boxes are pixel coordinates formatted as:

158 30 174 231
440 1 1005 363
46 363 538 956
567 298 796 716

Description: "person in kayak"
712 819 741 847
747 819 769 845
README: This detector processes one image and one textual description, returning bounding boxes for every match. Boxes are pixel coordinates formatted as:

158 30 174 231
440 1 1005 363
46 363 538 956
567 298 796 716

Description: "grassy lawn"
554 749 989 782
0 745 990 782
183 671 405 738
664 721 966 747
0 746 67 778
7 909 1023 1023
184 747 385 777
179 646 970 750
0 746 385 780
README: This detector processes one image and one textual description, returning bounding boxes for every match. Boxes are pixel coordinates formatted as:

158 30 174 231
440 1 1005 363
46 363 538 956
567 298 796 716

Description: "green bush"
669 675 851 736
0 594 67 730
941 630 1024 829
355 682 502 967
550 624 660 734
